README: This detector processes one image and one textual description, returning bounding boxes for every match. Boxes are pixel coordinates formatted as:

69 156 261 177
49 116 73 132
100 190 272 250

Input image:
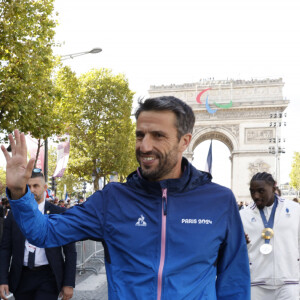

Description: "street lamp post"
44 48 102 182
269 111 287 184
60 47 102 61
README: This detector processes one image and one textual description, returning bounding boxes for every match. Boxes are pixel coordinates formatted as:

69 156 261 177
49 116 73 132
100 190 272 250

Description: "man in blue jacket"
1 96 250 299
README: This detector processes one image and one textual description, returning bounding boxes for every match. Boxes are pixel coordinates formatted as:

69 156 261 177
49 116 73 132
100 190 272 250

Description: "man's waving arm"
2 130 104 248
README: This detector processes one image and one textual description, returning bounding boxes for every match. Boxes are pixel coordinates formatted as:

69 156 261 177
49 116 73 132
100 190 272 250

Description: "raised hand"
1 129 35 199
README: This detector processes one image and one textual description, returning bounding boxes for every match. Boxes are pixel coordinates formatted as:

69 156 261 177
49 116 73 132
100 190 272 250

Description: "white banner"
53 135 70 178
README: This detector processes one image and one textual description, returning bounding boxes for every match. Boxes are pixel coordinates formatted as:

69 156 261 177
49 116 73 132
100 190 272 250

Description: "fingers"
6 130 28 159
20 131 28 157
25 158 35 179
4 285 9 294
8 133 16 155
14 129 20 148
1 145 10 162
14 130 27 157
7 130 22 156
0 285 8 300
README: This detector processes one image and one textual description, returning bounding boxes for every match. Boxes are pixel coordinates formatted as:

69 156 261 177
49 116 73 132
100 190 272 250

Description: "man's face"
28 177 47 204
135 110 191 181
249 180 275 209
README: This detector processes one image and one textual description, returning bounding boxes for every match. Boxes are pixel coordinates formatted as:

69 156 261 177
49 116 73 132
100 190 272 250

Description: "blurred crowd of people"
46 196 85 209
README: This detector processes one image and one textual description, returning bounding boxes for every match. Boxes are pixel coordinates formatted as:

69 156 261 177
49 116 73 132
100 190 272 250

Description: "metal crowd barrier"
76 240 105 275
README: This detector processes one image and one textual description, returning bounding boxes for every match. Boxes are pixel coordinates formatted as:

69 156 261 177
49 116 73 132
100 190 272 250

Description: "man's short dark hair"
31 170 45 180
135 96 195 140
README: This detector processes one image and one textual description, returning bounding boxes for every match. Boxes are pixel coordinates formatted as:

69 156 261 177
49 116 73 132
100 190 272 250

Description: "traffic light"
82 182 87 194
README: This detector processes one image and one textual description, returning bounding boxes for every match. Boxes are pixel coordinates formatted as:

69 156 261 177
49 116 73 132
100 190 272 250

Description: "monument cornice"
193 105 288 121
149 78 284 91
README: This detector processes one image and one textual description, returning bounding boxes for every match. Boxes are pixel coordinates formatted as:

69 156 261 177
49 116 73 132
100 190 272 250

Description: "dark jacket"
0 200 77 293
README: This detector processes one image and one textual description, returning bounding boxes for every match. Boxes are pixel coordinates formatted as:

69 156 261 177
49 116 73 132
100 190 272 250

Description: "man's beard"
136 147 179 181
33 193 43 202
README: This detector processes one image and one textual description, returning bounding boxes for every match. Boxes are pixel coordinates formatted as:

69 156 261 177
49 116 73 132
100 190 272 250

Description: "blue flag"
205 140 212 174
65 192 68 201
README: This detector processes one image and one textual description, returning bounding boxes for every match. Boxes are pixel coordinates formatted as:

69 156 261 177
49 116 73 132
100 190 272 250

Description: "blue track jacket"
8 159 250 300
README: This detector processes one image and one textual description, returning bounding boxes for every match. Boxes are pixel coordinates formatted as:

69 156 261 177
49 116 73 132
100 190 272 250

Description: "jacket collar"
126 157 212 195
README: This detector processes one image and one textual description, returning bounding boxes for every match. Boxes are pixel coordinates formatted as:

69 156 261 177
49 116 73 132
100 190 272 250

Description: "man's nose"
139 135 153 153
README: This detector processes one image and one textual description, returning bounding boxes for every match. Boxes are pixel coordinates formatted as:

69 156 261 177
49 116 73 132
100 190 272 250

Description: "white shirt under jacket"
240 196 300 288
23 196 49 267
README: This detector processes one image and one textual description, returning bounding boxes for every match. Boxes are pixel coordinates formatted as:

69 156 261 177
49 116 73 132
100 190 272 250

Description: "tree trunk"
34 139 42 168
94 176 100 191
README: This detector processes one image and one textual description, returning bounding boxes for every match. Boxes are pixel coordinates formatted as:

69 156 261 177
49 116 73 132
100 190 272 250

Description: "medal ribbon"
259 196 278 244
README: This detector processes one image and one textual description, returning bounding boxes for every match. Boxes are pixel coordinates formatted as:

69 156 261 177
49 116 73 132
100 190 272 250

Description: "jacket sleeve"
62 241 77 288
0 213 13 285
7 187 105 248
215 194 251 300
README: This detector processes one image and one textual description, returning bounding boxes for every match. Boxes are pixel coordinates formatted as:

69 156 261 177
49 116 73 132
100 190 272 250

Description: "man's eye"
155 133 163 138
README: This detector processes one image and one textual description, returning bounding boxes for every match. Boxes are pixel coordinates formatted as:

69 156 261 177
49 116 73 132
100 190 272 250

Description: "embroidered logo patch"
135 215 147 227
181 219 213 225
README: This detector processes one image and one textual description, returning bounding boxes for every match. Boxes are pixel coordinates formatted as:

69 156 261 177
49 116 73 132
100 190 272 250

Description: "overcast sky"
1 0 299 189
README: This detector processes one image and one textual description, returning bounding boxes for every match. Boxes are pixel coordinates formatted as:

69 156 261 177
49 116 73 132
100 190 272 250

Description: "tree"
289 152 300 192
0 167 6 196
67 68 137 190
0 0 59 138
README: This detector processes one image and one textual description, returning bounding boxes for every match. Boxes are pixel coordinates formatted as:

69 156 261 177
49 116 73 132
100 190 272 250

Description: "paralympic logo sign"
196 88 233 114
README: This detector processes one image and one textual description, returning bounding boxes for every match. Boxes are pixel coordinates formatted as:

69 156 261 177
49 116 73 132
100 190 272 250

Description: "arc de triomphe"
148 78 289 203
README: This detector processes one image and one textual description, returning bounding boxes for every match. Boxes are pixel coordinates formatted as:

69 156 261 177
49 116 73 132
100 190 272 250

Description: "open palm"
1 130 35 198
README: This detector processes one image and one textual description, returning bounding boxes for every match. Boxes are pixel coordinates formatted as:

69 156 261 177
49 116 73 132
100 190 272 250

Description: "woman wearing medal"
240 172 300 300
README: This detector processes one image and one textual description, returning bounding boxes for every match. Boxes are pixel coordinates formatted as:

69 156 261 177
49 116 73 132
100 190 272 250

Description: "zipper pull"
162 188 167 215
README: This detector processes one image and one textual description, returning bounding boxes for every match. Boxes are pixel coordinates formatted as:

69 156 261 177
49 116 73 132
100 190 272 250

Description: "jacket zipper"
157 188 167 300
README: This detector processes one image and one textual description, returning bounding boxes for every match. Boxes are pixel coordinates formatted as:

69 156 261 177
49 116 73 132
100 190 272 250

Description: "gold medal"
261 228 274 240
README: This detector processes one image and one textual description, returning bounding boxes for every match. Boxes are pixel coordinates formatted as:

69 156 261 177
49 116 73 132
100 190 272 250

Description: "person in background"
58 200 65 208
240 172 300 300
0 170 77 300
274 186 281 197
2 198 10 219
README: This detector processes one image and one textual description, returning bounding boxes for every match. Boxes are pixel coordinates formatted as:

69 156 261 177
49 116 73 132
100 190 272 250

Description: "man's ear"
180 133 192 152
44 184 48 191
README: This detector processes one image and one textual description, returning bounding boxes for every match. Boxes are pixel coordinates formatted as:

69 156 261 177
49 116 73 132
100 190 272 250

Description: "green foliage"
53 66 81 130
0 166 6 196
66 68 137 189
289 152 300 191
0 0 61 140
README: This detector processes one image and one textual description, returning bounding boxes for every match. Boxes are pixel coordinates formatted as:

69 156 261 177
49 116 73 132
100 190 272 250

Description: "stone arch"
189 127 238 155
